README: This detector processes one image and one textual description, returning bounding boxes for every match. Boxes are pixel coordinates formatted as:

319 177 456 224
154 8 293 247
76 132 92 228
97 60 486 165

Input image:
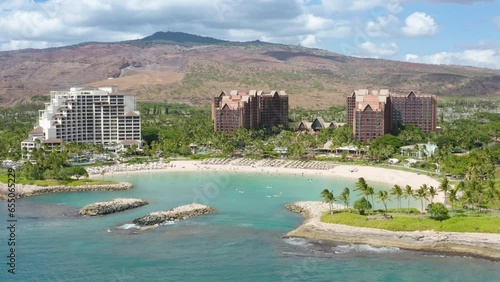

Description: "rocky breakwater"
133 203 216 226
80 198 148 216
0 182 134 200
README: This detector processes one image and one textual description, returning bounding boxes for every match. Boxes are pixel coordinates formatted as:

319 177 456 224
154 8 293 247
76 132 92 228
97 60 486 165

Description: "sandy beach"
87 158 443 204
285 201 500 261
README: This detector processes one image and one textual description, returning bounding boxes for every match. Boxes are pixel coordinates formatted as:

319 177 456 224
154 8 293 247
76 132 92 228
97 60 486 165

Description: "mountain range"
1 31 499 108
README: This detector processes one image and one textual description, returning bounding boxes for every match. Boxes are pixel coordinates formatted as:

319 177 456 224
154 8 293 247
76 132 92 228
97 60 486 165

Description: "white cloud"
320 0 402 13
0 40 50 51
402 12 438 37
424 0 494 4
405 54 419 61
300 34 318 48
404 49 500 69
365 15 399 37
355 41 399 58
302 14 333 31
0 0 354 51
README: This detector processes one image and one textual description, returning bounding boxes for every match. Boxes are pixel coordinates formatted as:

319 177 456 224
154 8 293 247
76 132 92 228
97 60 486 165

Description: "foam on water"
159 221 175 226
117 223 140 230
332 244 400 254
284 237 313 247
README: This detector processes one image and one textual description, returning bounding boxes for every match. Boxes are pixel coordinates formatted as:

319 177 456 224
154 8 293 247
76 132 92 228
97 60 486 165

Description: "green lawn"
321 212 500 233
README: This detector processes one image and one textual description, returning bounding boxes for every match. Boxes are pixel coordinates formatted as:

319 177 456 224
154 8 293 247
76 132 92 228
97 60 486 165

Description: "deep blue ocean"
1 171 498 281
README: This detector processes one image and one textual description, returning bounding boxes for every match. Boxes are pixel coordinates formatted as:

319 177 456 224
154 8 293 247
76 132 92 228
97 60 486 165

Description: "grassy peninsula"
321 212 500 234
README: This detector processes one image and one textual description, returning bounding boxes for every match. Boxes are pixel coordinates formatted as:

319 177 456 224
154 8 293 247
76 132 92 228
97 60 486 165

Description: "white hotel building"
21 87 142 158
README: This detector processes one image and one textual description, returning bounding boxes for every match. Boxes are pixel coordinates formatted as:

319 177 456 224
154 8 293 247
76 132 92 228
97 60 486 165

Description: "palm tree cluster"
321 187 352 214
354 177 375 212
329 177 495 217
439 173 500 216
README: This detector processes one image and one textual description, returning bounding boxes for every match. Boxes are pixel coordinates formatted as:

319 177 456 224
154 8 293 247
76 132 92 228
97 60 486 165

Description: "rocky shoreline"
285 201 500 261
0 182 134 200
80 198 148 216
133 203 216 226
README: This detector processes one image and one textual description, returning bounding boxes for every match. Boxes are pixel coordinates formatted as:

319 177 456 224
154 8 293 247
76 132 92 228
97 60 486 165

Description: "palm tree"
462 189 475 217
448 187 458 216
485 181 499 215
338 187 350 212
403 185 413 215
428 186 438 203
321 189 335 214
367 186 375 211
354 178 374 212
456 181 465 192
354 177 368 194
377 190 391 215
414 186 429 214
390 185 403 213
438 177 451 205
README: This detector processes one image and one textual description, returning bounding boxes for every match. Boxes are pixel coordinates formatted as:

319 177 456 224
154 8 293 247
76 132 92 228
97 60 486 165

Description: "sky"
0 0 499 69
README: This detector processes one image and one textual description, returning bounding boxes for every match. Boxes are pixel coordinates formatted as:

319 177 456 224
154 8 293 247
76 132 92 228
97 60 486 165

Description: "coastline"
88 159 443 204
285 201 500 261
0 182 133 200
3 158 442 203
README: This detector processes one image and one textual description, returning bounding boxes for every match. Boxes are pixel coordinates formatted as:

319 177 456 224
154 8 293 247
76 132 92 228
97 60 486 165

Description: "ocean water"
1 171 498 282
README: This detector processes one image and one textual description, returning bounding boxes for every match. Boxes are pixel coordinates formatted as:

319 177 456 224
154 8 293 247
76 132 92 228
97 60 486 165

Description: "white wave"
117 223 140 230
265 195 272 198
159 221 175 226
332 244 400 254
284 237 312 247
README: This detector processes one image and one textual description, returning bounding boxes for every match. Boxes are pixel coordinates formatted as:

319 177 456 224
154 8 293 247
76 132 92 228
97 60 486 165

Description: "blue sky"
1 0 499 69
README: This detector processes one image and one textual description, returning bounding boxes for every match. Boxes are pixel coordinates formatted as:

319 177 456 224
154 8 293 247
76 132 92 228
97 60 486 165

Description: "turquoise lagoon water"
1 171 498 281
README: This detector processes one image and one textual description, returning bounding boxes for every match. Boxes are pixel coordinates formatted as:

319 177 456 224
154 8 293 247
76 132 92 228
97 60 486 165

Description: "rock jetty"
133 203 216 226
0 182 134 200
80 198 148 216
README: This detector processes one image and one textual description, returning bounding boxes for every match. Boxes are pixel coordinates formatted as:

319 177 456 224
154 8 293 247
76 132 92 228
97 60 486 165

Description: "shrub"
426 203 449 220
353 197 372 215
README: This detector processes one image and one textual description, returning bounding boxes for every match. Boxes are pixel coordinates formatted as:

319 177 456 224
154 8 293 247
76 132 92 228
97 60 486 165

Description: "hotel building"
390 92 437 133
352 90 392 142
212 90 288 132
21 87 141 158
346 89 436 141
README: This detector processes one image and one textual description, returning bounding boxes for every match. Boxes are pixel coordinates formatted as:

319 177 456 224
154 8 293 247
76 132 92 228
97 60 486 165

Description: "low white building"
400 142 437 159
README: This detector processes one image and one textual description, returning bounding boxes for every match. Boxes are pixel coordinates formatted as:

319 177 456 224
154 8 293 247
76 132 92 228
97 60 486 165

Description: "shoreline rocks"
285 201 500 261
133 203 216 226
80 198 148 216
0 182 134 200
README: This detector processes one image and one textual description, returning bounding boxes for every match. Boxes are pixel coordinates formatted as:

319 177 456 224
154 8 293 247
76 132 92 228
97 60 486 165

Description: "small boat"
266 186 273 189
